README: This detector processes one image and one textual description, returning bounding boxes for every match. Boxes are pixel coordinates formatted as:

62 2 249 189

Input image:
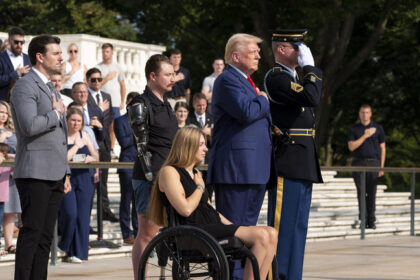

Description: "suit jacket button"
63 141 66 145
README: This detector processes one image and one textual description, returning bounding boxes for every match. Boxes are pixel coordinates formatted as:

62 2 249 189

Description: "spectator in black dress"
149 127 277 280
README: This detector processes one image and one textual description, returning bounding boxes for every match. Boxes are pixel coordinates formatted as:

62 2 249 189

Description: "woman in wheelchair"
149 126 277 279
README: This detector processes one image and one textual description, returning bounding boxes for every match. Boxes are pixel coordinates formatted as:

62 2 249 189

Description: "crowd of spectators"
0 27 223 263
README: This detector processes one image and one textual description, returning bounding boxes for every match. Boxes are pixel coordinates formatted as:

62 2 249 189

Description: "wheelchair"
138 206 278 279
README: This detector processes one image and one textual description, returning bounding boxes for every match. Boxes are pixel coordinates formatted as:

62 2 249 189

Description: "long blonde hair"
148 126 205 226
0 101 14 132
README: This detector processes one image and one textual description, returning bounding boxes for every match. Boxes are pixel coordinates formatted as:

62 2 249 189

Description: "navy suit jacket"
86 102 104 142
0 51 31 101
207 65 273 185
114 114 137 173
87 91 113 151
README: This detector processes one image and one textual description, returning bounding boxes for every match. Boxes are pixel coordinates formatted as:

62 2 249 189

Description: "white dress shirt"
6 49 24 70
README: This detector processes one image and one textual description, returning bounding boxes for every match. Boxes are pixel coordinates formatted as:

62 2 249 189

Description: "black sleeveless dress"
160 166 239 239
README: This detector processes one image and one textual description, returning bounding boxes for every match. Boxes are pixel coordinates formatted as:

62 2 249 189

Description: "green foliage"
329 3 420 193
0 0 137 41
1 0 419 193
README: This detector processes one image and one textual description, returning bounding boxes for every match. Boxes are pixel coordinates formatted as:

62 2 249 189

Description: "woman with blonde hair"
149 127 277 279
61 43 87 96
0 100 20 254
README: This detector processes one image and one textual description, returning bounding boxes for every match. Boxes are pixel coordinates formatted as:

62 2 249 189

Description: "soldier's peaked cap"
271 29 308 43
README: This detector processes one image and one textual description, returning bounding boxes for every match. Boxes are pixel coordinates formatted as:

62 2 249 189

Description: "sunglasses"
69 49 78 54
90 78 103 83
13 40 25 45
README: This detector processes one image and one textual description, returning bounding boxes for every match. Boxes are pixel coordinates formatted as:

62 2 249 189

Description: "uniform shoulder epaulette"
271 66 283 73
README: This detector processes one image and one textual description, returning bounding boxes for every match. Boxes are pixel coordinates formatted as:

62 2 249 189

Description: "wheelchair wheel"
139 225 229 279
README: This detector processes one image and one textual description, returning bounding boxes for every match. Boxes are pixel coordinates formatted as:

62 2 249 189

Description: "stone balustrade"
0 32 166 96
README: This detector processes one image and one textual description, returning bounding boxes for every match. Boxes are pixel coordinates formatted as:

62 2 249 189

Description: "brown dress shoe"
123 236 135 245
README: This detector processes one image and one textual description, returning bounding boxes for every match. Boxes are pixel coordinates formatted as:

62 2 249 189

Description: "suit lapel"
227 65 256 96
87 92 96 107
227 66 272 125
2 53 15 72
23 54 31 67
27 70 52 101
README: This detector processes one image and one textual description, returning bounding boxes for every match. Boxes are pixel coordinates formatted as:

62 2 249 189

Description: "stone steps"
2 155 419 266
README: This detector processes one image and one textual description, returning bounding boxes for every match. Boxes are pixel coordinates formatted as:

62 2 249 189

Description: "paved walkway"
1 236 419 279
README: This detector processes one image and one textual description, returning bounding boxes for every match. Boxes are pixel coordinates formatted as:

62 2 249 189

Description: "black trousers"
98 142 111 213
15 178 64 280
118 170 138 239
352 158 380 224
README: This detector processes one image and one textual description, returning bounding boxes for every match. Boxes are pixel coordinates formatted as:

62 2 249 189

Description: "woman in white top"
61 43 87 96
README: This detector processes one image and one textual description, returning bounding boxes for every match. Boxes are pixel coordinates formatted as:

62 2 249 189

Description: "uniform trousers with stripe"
268 177 312 280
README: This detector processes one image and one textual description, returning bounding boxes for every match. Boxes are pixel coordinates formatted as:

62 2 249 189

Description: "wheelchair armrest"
217 236 244 250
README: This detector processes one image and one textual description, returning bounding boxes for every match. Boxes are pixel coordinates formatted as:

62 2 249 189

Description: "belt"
288 128 315 137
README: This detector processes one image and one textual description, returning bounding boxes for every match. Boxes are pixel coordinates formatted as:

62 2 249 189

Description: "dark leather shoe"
366 222 376 229
123 236 135 245
103 212 119 223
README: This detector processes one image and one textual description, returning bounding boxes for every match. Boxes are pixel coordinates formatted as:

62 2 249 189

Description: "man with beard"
0 27 31 101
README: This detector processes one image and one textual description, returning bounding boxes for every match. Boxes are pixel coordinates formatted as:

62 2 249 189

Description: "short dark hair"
28 35 60 65
360 104 372 110
169 49 182 56
193 92 207 103
8 27 25 37
86 67 102 80
214 57 224 63
67 101 82 109
102 43 113 50
174 101 189 112
145 54 170 81
72 82 87 92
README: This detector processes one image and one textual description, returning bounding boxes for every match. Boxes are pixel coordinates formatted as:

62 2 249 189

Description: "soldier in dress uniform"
264 29 323 280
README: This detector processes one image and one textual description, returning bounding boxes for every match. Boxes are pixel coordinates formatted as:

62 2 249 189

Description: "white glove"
298 43 314 67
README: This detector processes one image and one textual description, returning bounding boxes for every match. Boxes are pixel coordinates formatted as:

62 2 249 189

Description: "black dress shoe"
366 222 376 229
103 212 119 222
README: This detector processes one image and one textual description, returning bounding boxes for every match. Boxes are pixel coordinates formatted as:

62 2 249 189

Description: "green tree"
0 0 137 41
108 0 418 166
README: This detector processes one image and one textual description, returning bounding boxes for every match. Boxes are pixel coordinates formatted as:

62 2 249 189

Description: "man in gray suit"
10 35 71 280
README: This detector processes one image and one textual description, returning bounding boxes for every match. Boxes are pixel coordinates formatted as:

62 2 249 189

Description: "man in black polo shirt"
129 54 178 280
348 104 386 229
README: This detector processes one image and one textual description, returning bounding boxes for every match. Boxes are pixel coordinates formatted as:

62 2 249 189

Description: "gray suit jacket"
11 69 70 181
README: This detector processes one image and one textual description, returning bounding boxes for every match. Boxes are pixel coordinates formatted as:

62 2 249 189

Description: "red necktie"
247 76 257 94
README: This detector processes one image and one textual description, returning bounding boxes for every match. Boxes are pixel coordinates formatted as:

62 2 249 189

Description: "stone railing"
0 32 166 95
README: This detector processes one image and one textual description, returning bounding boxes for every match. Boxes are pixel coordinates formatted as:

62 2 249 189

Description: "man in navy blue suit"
114 92 139 244
207 33 274 279
0 27 31 101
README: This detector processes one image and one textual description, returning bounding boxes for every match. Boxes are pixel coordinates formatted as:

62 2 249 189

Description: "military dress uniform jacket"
264 63 323 183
